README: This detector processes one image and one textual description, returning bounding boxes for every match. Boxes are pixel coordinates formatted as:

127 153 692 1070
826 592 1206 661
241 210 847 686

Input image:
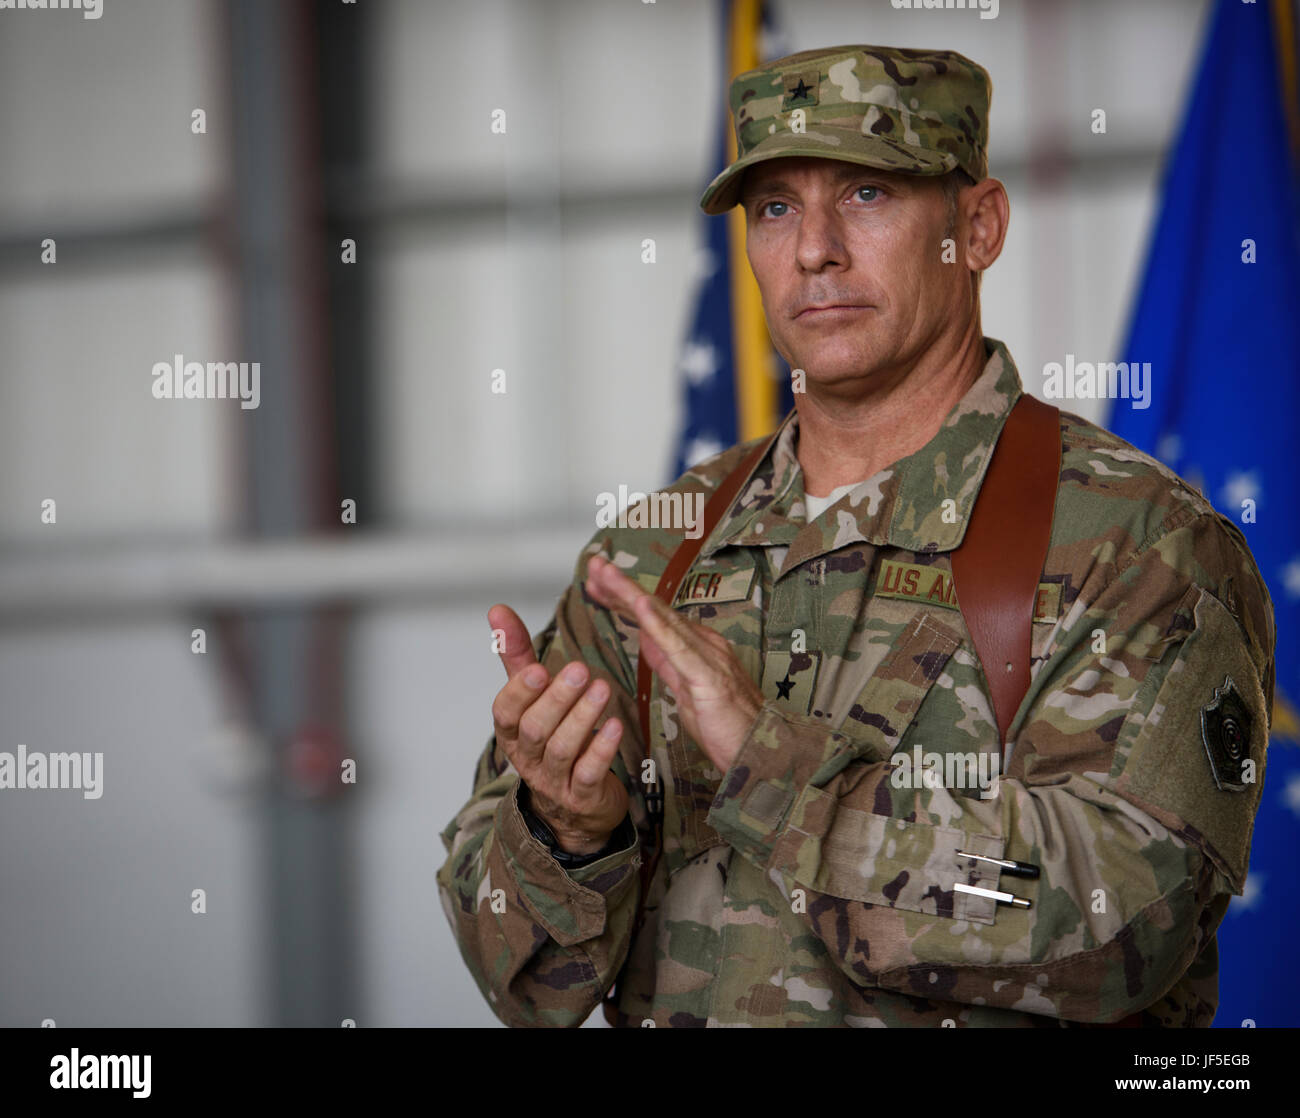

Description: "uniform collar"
700 338 1025 567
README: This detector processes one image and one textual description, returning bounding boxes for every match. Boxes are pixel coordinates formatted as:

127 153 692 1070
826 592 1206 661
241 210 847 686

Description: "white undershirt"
804 481 865 520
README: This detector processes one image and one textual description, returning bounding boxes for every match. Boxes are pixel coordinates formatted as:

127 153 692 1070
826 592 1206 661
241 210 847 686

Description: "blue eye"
760 200 790 218
855 185 879 202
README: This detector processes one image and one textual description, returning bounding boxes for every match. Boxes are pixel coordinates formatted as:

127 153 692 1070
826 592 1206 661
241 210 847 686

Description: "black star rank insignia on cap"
1200 675 1253 791
782 70 819 109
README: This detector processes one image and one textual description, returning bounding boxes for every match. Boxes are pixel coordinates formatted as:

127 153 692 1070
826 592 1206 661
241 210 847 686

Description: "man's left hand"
585 552 764 773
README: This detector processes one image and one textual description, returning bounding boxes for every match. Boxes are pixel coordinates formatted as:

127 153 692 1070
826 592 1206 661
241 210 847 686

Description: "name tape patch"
874 559 1062 622
674 566 757 607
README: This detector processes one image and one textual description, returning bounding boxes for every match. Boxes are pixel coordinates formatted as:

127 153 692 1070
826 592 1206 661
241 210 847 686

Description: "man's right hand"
488 604 629 856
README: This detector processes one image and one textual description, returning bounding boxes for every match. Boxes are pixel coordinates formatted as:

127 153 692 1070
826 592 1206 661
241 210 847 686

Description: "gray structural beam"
0 529 582 622
223 0 367 1027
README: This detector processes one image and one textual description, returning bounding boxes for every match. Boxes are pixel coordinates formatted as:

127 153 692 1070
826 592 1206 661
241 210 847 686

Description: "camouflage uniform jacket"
438 337 1276 1027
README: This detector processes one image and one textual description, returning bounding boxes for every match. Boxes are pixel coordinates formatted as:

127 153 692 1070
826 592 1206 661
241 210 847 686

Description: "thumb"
488 604 540 679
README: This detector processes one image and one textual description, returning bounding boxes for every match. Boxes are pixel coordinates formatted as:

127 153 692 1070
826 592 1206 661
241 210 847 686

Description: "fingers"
692 624 733 653
570 718 622 792
540 676 610 787
633 594 716 691
585 553 645 616
512 660 592 767
635 626 685 695
491 658 622 815
488 603 538 679
588 551 723 699
490 663 551 755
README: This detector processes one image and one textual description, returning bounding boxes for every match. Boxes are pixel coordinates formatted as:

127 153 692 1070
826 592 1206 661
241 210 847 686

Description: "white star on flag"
683 435 724 468
689 248 718 284
1231 872 1266 914
680 340 720 387
1220 471 1261 511
1282 557 1300 600
1284 772 1300 818
1155 432 1182 464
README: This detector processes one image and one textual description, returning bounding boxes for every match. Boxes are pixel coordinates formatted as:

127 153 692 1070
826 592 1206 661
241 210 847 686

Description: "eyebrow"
741 166 897 203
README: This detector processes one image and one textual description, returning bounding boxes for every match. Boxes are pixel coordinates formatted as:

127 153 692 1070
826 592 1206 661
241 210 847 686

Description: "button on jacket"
438 338 1276 1027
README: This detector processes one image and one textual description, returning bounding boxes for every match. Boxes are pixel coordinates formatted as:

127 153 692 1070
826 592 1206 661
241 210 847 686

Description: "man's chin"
786 353 886 390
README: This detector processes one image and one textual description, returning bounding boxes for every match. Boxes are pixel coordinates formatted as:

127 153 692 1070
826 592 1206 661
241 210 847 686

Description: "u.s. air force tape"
874 559 1062 622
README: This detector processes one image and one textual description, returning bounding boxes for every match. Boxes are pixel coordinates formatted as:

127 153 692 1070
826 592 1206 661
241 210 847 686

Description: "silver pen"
954 881 1032 909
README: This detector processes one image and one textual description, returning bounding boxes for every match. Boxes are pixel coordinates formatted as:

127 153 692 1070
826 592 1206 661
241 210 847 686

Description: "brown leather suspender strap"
949 393 1062 755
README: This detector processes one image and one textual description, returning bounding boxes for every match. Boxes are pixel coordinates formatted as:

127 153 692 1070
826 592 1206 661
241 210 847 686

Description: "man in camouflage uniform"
437 45 1276 1027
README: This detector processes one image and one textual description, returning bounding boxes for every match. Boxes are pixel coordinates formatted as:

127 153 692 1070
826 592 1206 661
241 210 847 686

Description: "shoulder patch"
1200 675 1253 791
1114 586 1268 892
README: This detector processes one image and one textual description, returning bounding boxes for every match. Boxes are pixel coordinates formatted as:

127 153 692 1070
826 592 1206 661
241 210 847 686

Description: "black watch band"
518 784 636 870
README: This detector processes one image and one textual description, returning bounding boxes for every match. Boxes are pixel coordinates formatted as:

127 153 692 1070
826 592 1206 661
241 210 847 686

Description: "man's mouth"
795 303 871 319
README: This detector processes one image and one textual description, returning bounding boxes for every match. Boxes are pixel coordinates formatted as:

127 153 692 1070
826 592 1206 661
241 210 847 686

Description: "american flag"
671 0 793 478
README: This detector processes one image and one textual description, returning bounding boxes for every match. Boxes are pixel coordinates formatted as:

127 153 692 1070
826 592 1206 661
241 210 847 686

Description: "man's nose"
794 201 847 272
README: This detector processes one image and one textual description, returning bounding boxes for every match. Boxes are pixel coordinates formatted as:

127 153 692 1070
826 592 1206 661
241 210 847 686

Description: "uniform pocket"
823 611 966 771
772 786 1007 926
780 610 1006 926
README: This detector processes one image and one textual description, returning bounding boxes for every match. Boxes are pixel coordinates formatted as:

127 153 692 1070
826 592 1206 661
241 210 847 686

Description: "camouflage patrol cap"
700 44 992 215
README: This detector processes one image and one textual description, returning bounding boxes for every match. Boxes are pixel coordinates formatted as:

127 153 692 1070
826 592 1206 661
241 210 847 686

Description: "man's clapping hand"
486 604 628 855
583 553 763 774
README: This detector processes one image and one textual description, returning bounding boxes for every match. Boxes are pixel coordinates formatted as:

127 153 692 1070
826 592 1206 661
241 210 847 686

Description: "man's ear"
962 178 1009 274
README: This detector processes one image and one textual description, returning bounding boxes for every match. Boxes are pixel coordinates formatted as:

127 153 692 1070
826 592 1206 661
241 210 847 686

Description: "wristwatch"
518 784 637 870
